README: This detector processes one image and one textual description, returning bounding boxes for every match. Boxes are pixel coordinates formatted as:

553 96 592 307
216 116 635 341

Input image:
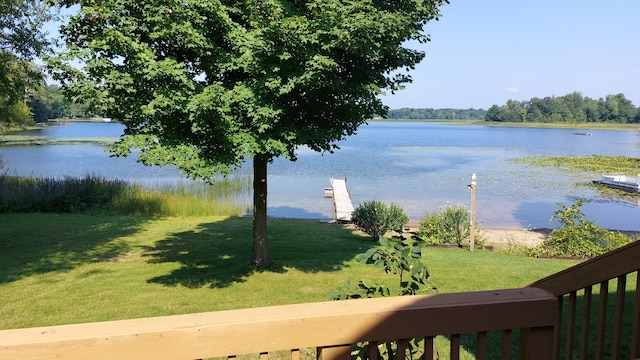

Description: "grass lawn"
0 213 580 330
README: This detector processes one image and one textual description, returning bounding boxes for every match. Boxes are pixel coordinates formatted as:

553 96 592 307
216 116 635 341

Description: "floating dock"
327 177 354 222
593 174 640 193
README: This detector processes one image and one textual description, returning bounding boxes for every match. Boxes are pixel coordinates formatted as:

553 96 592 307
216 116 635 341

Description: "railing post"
519 326 556 360
317 345 352 360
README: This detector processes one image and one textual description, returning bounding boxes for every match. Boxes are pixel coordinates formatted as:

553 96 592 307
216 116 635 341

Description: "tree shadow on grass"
0 214 149 284
143 217 372 289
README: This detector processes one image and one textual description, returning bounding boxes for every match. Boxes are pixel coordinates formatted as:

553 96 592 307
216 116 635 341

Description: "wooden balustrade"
0 288 556 360
529 240 640 360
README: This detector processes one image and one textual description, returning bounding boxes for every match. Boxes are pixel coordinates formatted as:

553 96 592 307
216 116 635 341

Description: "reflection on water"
2 121 639 230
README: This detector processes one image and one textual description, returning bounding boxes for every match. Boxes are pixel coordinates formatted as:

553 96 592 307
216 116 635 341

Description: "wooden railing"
0 288 556 360
529 239 640 360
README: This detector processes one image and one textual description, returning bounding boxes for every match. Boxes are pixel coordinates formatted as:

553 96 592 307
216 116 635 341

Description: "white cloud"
507 86 520 93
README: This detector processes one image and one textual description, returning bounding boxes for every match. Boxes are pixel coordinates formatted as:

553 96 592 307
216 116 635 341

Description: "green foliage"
0 0 52 129
0 101 34 130
485 91 639 124
51 0 448 178
0 0 52 60
386 108 486 120
351 200 409 242
329 237 435 299
328 235 435 359
513 155 640 175
0 175 128 213
27 85 89 122
0 175 250 216
531 200 633 258
416 204 478 247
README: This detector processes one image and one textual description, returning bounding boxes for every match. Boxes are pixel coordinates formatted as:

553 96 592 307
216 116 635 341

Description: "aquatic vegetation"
513 155 640 174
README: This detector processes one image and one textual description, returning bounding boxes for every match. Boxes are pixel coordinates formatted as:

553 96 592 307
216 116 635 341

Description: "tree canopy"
386 107 485 120
51 0 448 266
484 92 640 124
0 0 52 130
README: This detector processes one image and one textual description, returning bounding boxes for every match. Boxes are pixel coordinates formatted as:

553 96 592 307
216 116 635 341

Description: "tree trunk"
251 154 272 267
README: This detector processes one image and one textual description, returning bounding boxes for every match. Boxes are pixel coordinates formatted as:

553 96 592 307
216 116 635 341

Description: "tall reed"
0 174 251 216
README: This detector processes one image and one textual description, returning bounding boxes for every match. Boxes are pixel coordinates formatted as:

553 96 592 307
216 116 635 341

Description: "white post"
470 173 477 252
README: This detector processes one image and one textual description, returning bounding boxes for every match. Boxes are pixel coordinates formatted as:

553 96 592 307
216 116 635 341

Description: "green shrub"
531 200 633 258
415 204 478 247
351 200 409 242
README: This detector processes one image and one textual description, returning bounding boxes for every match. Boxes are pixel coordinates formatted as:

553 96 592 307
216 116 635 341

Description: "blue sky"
382 0 640 110
46 2 639 111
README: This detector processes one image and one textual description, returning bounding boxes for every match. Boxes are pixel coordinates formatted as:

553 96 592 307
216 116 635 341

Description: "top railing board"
529 240 640 296
0 288 557 360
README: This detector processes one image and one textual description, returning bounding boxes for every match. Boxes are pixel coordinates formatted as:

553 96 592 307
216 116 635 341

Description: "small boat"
573 132 592 136
593 174 640 193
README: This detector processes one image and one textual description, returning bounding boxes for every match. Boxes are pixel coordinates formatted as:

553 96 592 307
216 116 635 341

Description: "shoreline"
466 227 640 247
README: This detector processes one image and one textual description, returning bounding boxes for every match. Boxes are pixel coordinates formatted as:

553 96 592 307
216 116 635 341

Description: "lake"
2 121 639 230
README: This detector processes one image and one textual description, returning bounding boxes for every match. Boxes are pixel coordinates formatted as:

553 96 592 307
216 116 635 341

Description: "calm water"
2 122 640 230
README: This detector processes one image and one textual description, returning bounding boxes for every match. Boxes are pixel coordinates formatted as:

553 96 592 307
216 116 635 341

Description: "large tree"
50 0 448 267
0 0 52 129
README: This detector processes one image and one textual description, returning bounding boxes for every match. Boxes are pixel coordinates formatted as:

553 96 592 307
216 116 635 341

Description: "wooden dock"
328 177 354 222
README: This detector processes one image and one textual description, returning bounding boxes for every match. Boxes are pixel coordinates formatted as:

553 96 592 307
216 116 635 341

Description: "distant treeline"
386 108 486 120
485 92 640 123
27 85 90 122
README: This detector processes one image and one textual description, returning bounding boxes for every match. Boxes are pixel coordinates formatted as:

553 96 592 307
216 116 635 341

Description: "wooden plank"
632 274 640 358
317 345 351 360
476 332 487 360
501 329 512 360
564 291 577 360
518 326 556 359
611 275 627 359
0 288 557 360
423 336 434 360
529 240 640 296
594 281 608 359
579 286 592 360
450 334 460 360
330 178 354 221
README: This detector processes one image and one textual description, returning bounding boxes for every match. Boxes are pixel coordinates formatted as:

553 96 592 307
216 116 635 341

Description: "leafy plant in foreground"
531 199 633 258
329 237 435 300
328 237 435 359
351 200 409 242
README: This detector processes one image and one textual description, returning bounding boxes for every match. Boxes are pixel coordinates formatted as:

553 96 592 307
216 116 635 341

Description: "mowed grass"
0 213 580 330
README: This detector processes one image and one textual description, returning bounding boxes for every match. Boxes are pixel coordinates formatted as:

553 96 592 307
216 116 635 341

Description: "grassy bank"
0 175 251 216
0 213 580 330
0 134 118 146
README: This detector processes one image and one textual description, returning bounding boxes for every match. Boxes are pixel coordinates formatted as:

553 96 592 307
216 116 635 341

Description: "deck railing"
2 240 640 360
1 288 556 360
529 239 640 360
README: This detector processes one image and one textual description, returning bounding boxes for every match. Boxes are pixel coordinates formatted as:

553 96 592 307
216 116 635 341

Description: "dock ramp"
329 178 354 222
